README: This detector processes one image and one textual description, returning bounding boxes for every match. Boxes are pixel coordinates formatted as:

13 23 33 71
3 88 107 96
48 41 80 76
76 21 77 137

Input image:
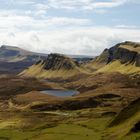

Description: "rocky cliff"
41 53 79 70
96 41 140 74
107 41 140 66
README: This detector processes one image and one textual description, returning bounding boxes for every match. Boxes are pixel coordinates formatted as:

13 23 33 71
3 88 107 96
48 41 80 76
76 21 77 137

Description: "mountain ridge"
20 53 88 78
20 41 140 79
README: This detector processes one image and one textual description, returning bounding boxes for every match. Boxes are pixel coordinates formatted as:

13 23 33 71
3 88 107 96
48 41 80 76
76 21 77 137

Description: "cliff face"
40 53 79 70
107 41 140 66
96 41 140 75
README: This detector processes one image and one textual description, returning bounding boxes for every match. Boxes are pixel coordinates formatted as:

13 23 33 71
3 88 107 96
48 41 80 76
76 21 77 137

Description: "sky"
0 0 140 55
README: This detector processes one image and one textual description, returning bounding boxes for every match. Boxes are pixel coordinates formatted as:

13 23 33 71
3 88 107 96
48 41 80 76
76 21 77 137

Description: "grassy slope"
0 108 112 140
97 60 140 75
104 98 140 140
20 61 89 79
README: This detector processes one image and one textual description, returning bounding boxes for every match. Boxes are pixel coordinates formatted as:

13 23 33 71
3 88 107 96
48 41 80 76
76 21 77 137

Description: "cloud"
47 0 129 10
1 27 140 56
10 0 35 5
0 0 139 56
0 12 92 32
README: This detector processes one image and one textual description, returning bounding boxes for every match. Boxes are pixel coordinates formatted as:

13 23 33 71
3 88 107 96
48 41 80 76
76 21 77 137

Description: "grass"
97 60 140 74
104 98 140 140
1 97 140 140
0 108 113 140
20 60 87 79
104 112 140 140
32 123 101 140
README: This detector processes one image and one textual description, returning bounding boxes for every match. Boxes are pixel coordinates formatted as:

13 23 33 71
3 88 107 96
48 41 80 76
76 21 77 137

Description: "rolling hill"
0 45 47 74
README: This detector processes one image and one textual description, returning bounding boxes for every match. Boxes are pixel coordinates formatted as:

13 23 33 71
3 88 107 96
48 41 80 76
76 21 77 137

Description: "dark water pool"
40 90 79 97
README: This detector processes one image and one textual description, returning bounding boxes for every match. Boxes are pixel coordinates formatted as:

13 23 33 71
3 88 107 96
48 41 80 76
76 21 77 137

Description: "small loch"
40 89 79 97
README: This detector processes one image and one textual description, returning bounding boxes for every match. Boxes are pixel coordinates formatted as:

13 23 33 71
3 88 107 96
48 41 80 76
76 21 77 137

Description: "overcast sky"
0 0 140 55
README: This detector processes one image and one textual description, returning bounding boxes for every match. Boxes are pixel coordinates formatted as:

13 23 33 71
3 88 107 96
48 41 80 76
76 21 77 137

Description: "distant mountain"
0 45 47 74
68 55 94 64
0 45 48 62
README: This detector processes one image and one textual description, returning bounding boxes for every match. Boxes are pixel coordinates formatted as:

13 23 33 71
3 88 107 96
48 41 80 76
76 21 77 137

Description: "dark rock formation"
107 41 140 66
42 53 79 70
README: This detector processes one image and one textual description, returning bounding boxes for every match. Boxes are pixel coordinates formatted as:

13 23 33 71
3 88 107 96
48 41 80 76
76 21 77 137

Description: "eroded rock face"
42 53 79 70
107 41 140 66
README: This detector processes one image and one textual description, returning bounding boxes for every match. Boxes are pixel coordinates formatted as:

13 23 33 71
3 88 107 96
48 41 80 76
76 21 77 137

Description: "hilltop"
85 41 140 75
20 53 89 78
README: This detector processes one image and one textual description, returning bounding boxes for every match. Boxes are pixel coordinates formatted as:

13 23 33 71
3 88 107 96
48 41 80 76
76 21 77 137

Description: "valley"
0 41 140 140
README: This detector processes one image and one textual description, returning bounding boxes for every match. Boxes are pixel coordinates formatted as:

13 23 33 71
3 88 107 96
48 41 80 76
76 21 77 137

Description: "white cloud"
0 0 139 56
0 13 91 32
47 0 129 10
1 27 140 56
10 0 35 5
115 24 139 29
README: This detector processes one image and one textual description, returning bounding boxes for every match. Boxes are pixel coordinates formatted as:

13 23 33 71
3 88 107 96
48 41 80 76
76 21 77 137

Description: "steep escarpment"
84 41 140 74
97 41 140 74
20 53 87 79
107 41 140 66
92 41 140 66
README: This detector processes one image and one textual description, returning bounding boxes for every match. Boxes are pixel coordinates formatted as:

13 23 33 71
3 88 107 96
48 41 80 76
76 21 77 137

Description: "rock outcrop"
107 41 140 66
41 53 79 70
